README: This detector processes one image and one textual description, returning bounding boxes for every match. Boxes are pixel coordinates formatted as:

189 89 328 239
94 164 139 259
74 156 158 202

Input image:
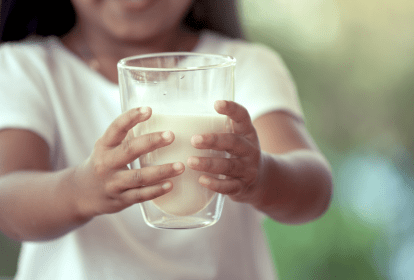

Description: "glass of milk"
118 53 235 229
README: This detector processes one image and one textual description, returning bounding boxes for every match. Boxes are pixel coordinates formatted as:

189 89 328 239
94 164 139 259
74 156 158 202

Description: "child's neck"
61 25 200 84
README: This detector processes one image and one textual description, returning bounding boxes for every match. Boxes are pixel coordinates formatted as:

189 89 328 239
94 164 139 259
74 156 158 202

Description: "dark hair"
0 0 243 43
184 0 243 39
0 0 76 42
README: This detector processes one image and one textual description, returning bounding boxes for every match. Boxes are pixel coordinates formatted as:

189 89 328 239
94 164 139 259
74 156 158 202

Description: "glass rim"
117 52 236 72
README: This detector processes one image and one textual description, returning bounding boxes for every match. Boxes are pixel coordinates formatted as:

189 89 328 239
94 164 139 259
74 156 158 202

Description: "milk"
132 113 229 216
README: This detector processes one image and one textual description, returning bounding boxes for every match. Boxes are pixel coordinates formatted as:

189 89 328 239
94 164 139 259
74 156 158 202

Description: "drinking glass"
118 53 235 229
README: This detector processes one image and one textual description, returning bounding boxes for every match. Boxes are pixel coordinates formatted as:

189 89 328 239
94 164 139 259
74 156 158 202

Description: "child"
0 0 333 279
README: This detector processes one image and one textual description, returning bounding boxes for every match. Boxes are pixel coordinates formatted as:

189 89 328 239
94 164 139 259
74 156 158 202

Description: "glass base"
140 193 225 230
145 216 218 230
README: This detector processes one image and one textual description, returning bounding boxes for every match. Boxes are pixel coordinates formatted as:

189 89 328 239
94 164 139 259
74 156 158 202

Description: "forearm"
0 168 90 242
252 150 333 224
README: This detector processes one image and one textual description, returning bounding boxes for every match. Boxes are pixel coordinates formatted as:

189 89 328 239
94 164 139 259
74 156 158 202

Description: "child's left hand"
187 100 263 204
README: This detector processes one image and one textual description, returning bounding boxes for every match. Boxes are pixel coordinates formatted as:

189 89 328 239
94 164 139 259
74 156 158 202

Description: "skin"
63 0 199 84
0 0 333 241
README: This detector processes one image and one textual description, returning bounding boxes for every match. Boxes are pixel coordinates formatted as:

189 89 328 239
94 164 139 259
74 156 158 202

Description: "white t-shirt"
0 31 303 280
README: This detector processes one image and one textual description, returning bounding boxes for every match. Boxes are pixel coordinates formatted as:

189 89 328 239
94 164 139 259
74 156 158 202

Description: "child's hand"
74 107 185 218
187 100 263 204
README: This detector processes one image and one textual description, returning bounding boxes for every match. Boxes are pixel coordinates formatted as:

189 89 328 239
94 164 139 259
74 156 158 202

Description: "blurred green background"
240 0 414 279
1 0 414 279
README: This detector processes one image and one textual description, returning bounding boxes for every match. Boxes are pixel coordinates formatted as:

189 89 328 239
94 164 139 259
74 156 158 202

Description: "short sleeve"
0 42 56 149
234 43 304 122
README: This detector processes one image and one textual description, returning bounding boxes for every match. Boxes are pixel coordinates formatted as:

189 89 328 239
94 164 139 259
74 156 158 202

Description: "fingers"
101 107 151 147
102 162 185 209
108 130 175 168
188 156 245 177
197 175 242 196
214 100 255 135
110 162 185 191
191 133 258 157
119 181 173 205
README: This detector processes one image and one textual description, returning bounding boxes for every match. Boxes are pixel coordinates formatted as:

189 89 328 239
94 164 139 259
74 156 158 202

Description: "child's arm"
188 101 333 224
251 110 333 223
0 107 184 241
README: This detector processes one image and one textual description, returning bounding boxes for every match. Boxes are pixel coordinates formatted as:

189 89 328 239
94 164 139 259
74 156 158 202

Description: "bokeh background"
1 0 414 279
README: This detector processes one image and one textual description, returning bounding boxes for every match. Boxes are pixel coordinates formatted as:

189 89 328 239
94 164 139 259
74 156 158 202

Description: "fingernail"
199 176 211 185
173 162 184 171
188 157 199 166
192 135 203 144
215 100 226 109
140 106 150 114
162 131 173 141
162 182 172 190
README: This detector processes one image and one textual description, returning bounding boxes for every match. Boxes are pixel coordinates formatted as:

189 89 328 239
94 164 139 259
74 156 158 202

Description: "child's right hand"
73 107 184 219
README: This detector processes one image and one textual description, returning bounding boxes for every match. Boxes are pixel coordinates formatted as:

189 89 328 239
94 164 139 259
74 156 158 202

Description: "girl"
0 0 333 279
